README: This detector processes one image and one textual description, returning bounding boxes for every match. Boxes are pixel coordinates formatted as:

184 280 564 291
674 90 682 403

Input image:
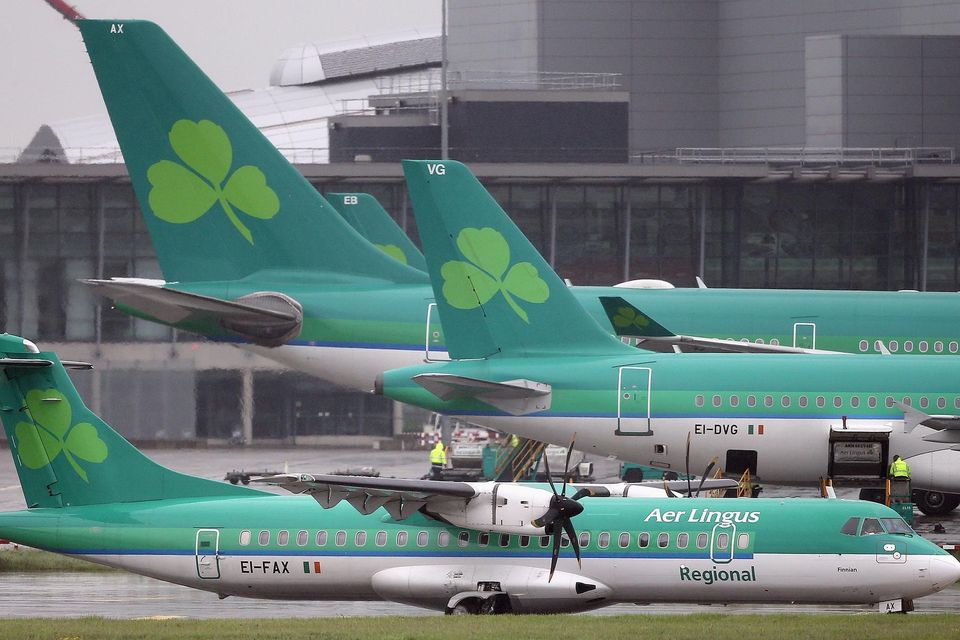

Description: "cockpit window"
880 518 914 536
860 518 885 535
840 517 859 536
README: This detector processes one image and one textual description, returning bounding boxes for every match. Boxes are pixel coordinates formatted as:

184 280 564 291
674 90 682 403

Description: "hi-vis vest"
890 458 911 479
430 444 446 465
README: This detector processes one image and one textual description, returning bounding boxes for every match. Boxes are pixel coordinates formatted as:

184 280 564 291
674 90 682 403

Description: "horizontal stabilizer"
84 278 303 347
412 374 552 415
898 401 960 434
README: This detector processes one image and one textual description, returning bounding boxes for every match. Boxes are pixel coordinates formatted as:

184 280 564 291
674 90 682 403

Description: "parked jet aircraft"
76 19 960 397
376 160 960 516
327 192 428 272
0 331 956 614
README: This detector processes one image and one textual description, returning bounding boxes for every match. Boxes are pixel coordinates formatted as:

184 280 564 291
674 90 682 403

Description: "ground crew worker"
889 454 911 481
510 433 520 449
429 441 447 479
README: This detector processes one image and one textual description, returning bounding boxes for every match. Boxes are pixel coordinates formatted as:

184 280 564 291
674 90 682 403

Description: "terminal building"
3 0 960 443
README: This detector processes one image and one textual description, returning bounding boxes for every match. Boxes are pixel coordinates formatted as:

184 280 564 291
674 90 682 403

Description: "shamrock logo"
374 243 408 265
441 227 549 323
15 389 108 483
612 306 651 331
146 119 280 244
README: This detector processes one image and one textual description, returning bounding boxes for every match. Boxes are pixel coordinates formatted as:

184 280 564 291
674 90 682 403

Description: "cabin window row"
237 529 750 551
858 340 958 354
695 393 958 411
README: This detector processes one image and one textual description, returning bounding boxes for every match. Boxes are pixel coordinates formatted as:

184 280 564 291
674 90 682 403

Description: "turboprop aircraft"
74 18 960 395
0 333 956 614
376 160 960 516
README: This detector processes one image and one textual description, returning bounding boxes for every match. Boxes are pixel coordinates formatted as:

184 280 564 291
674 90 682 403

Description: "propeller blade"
531 506 560 529
694 456 719 497
685 431 693 498
561 433 577 497
542 446 558 496
571 486 611 501
561 517 582 569
663 478 678 498
548 523 562 582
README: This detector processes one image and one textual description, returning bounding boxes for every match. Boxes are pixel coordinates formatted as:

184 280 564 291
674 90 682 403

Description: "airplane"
374 160 960 517
326 192 428 272
73 17 960 402
0 332 957 615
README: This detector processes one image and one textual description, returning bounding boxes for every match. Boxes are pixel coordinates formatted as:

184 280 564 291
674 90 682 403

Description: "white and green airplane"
0 332 957 614
372 160 960 516
75 17 960 396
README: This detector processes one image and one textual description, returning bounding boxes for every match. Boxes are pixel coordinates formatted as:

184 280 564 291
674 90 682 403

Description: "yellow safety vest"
430 445 446 465
890 458 911 479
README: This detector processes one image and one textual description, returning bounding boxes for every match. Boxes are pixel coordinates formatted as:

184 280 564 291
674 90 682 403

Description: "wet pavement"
1 447 959 618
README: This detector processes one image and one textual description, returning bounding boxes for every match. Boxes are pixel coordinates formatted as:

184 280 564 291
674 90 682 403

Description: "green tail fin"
0 334 257 508
77 20 424 285
327 193 428 272
402 160 631 359
599 297 675 338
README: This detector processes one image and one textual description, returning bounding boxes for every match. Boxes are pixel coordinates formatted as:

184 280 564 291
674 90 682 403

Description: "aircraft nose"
930 554 960 589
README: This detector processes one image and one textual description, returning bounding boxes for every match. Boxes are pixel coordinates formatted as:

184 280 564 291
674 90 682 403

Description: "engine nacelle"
371 564 612 614
425 482 553 536
220 291 303 347
905 449 960 493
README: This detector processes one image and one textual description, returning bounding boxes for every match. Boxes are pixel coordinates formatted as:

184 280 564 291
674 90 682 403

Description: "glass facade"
1 174 955 440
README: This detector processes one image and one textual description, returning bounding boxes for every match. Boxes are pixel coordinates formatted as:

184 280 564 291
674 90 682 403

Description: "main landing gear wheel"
449 601 477 615
914 490 960 516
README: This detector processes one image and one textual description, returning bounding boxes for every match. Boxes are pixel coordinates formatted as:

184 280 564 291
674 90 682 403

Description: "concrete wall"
448 0 540 73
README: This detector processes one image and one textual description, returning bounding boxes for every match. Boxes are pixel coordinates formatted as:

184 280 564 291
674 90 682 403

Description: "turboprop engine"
371 564 612 614
424 482 556 536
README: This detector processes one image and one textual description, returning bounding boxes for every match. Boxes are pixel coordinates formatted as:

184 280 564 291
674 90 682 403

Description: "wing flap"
898 402 960 434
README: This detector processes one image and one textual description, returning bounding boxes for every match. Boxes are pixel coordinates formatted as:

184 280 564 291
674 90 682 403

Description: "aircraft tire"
622 468 644 483
448 600 479 615
914 490 960 516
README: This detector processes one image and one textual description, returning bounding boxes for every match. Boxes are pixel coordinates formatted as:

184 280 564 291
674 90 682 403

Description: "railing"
492 436 547 482
669 147 955 166
374 69 622 95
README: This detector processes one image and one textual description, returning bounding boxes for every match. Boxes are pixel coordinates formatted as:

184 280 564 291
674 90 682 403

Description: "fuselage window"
771 338 780 346
763 395 773 408
239 530 251 546
850 396 860 409
902 396 911 407
756 338 765 344
417 531 429 547
638 532 650 548
715 532 729 550
920 396 929 409
258 530 270 546
860 518 885 535
479 533 490 547
539 536 551 548
886 396 895 408
938 397 947 410
798 395 808 408
376 531 387 547
737 533 750 549
579 532 591 548
498 534 510 547
730 395 740 408
840 517 860 536
658 532 669 548
868 396 877 408
859 340 868 352
781 395 790 408
296 530 308 546
677 533 689 549
355 531 367 547
695 394 704 407
935 341 945 353
833 396 842 408
520 535 530 547
951 341 959 353
712 395 721 408
458 531 470 547
816 396 825 408
598 532 610 548
316 531 327 546
904 340 914 353
561 534 571 548
747 395 757 407
335 531 346 546
396 531 408 547
696 533 708 549
919 340 929 353
438 531 451 547
955 397 960 410
619 532 630 548
889 340 899 352
277 530 289 546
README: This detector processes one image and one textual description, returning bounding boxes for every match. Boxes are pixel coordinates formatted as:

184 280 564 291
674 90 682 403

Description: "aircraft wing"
83 278 302 346
598 296 841 354
898 402 960 444
412 374 552 415
254 473 478 520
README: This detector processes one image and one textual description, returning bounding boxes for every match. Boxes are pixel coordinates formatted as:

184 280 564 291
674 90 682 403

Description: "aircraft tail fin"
0 334 257 508
77 20 424 285
328 193 428 272
402 160 632 359
598 297 675 338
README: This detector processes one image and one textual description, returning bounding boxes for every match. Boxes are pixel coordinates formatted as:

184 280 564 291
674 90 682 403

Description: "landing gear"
449 601 478 616
914 490 960 516
445 593 512 615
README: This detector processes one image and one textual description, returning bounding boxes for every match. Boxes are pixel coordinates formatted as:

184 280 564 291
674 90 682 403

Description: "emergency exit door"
616 367 652 436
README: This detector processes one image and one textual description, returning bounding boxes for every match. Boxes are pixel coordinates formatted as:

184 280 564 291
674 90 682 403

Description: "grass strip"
0 614 959 640
0 548 116 572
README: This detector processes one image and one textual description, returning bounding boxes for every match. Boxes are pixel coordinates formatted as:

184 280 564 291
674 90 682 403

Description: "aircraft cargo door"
196 529 221 579
616 367 652 436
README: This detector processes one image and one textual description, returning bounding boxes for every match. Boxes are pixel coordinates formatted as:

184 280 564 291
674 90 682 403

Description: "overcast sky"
1 0 441 150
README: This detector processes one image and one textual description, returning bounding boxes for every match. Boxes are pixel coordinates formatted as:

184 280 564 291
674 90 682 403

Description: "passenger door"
793 322 816 349
424 303 450 361
195 529 221 579
615 366 652 436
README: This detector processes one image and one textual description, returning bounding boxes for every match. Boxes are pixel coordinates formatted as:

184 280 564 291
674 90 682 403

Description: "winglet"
696 276 708 289
598 297 675 338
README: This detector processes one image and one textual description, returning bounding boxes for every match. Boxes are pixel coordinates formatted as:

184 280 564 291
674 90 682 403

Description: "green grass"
0 615 958 640
0 548 116 572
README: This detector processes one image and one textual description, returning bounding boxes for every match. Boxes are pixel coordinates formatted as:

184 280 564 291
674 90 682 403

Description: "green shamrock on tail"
375 243 408 265
613 306 651 331
147 119 280 244
15 389 108 483
441 227 549 323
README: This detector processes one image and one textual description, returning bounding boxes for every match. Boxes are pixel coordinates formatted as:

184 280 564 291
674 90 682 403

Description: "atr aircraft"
0 332 957 614
377 160 960 516
74 19 960 400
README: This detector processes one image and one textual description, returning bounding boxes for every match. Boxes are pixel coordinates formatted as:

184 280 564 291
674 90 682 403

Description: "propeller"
530 434 586 582
663 432 721 498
